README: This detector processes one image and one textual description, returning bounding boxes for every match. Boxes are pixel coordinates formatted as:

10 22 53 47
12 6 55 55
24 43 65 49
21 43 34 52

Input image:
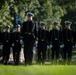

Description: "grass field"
0 64 76 75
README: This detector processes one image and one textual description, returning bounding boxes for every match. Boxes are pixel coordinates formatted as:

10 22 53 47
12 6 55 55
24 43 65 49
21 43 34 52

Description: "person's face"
16 27 20 32
41 25 45 29
27 16 33 21
65 24 71 29
6 28 10 32
53 24 58 29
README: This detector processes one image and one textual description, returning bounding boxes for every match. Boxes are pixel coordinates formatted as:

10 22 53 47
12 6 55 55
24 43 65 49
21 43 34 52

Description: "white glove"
60 44 64 48
12 43 14 46
50 44 53 48
20 39 23 44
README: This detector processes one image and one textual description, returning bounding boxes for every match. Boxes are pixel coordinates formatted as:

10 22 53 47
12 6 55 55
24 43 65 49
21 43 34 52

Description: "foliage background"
0 0 76 31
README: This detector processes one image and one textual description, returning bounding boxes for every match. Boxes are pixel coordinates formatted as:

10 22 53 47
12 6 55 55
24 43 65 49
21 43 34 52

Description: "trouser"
24 39 35 65
63 44 72 63
51 45 60 61
38 41 47 63
3 43 11 63
13 43 21 65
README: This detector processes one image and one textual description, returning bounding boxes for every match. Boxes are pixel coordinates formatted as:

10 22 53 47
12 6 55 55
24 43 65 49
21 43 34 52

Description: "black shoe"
51 60 54 65
4 61 7 65
37 61 41 65
56 60 59 65
25 63 28 66
41 59 45 65
67 61 71 65
15 63 18 65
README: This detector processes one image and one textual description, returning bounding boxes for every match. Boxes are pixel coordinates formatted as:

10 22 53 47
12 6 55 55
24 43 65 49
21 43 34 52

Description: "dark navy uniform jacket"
49 29 61 46
62 29 74 45
38 28 49 44
13 32 21 44
0 32 2 44
2 32 12 46
21 20 38 40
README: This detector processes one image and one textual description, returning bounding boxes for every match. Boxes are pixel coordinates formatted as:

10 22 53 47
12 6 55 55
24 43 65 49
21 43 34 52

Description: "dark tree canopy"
0 0 76 31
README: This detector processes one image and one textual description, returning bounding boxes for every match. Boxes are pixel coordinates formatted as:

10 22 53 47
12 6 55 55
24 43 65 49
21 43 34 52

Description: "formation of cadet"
0 12 76 65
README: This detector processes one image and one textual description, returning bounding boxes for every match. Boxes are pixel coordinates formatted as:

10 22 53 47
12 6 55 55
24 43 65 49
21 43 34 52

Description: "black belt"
25 32 36 39
25 32 32 35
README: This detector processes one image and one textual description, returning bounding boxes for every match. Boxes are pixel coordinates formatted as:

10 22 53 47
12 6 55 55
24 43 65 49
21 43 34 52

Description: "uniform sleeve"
61 30 65 44
73 30 75 44
1 32 4 44
21 22 25 37
49 30 52 44
75 30 76 44
12 32 14 43
10 33 13 45
34 22 38 39
59 30 63 44
46 30 50 43
0 32 2 44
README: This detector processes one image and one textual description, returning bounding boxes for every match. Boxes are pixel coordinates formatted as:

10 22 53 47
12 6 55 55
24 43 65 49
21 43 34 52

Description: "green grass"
0 65 76 75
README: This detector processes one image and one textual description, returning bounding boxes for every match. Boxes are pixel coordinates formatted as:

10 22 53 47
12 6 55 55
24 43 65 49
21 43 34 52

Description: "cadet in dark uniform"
49 21 61 64
0 31 1 44
74 29 76 45
0 26 2 44
21 12 38 65
2 26 12 65
0 26 3 58
13 25 21 65
62 21 74 65
38 22 49 64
